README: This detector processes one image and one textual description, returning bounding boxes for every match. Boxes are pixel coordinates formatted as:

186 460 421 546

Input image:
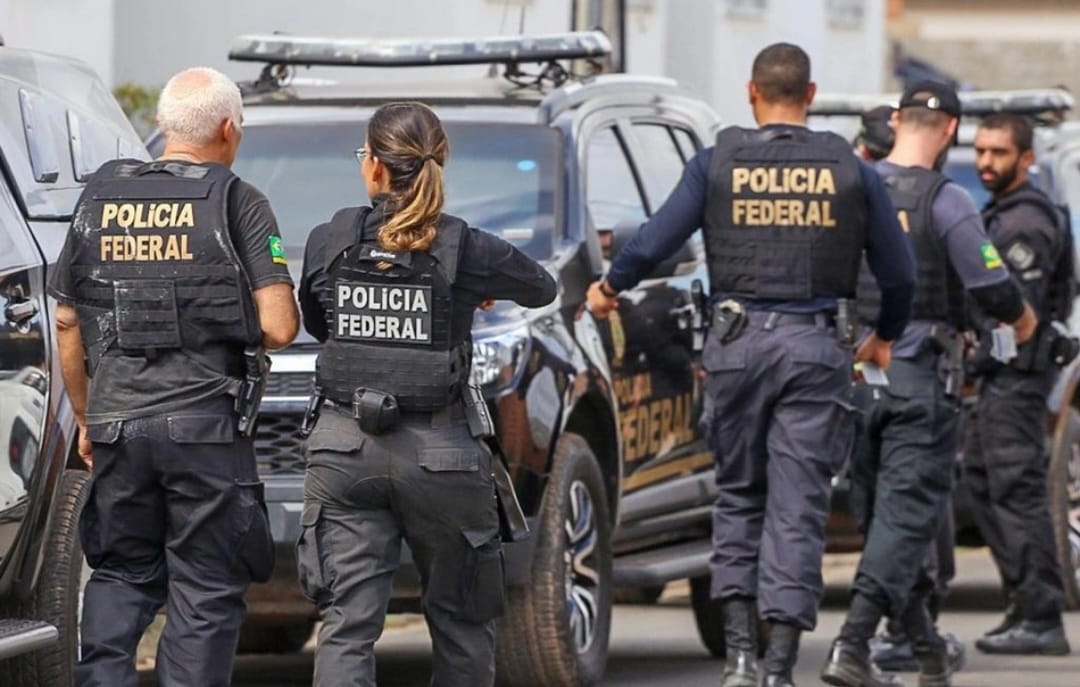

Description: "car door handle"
4 298 39 326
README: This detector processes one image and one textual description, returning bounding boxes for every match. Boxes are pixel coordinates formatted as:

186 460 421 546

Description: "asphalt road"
138 550 1080 687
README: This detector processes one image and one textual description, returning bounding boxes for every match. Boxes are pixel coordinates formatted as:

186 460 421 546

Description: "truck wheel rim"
564 480 600 654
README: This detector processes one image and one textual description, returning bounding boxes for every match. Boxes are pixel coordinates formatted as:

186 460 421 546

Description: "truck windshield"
231 121 560 260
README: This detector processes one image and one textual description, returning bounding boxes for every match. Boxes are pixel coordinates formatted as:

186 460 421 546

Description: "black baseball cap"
855 105 896 159
899 81 962 118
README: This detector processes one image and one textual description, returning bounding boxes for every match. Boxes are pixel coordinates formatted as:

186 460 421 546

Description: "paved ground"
137 549 1080 686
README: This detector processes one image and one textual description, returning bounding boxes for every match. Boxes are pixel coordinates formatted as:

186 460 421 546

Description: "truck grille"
265 372 316 398
254 414 306 475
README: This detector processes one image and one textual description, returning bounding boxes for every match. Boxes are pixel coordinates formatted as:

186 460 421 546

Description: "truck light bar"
228 31 611 68
811 88 1074 118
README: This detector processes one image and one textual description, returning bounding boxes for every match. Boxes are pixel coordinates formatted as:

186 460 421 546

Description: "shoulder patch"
269 235 288 265
1004 240 1036 271
980 242 1003 270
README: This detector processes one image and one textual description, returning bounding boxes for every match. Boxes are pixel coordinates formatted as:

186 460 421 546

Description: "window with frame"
585 126 646 230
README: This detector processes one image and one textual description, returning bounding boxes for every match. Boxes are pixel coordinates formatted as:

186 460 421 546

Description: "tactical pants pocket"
457 528 505 623
235 480 275 583
79 479 105 569
296 501 334 606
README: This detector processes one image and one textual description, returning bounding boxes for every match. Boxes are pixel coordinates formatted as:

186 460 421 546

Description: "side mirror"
604 218 700 280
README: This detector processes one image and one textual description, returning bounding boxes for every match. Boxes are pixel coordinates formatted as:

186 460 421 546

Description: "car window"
231 121 560 260
633 124 688 211
586 126 646 229
671 127 700 163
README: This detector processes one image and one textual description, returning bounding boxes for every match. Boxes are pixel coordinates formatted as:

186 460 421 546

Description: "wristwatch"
599 280 618 298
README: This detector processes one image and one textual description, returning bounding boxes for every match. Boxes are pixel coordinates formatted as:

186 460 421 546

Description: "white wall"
2 0 887 129
0 0 115 77
111 0 573 89
649 0 888 126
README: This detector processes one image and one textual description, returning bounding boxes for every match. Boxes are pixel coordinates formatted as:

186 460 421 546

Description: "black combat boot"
720 598 758 687
900 597 950 687
975 618 1071 656
981 598 1023 637
821 593 901 687
762 622 799 687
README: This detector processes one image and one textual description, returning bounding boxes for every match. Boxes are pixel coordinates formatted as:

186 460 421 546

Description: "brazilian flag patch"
980 243 1003 270
269 236 287 265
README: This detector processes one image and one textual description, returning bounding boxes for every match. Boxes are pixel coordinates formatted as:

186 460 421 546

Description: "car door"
0 180 48 559
581 116 709 508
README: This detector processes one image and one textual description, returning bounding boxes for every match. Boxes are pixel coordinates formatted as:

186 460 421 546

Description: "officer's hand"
854 331 893 371
77 423 93 470
1010 302 1038 344
585 281 618 319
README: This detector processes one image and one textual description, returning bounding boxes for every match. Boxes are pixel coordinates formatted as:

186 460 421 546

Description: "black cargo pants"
964 366 1065 621
299 404 504 687
77 396 274 687
849 350 959 616
703 312 855 630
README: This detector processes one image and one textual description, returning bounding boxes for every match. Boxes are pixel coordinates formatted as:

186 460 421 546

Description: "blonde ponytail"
365 102 450 256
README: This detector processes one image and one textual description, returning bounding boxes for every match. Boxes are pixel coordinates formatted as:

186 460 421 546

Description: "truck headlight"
471 321 530 390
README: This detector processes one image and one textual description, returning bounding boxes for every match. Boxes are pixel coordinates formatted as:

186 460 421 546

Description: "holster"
463 384 529 543
299 386 325 439
235 346 270 437
351 388 400 435
927 326 964 398
836 298 860 348
711 299 748 344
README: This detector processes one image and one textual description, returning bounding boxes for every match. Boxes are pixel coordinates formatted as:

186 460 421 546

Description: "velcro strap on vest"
114 280 182 351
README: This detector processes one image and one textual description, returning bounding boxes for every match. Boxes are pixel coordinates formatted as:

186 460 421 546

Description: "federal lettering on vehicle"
98 202 197 262
730 166 838 228
335 281 432 343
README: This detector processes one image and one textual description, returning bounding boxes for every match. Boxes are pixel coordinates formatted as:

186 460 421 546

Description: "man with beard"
964 112 1074 655
821 82 1038 687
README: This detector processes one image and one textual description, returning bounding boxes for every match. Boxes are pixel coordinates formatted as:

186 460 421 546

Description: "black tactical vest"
984 186 1076 323
68 159 259 375
855 166 965 327
704 126 867 301
316 208 469 412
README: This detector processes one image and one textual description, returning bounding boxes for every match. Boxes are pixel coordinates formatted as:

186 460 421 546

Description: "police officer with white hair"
49 66 299 686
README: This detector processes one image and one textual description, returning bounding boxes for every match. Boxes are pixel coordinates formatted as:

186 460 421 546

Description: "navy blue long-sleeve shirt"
606 132 917 341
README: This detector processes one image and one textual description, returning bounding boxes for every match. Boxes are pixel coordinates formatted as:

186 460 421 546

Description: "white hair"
156 67 243 146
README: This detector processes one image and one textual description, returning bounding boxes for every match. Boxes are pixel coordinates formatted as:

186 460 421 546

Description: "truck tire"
496 434 612 687
0 469 89 687
236 620 316 654
1049 407 1080 610
690 575 768 658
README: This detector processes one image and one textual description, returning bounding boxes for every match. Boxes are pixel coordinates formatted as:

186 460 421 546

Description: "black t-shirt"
299 197 556 343
48 168 294 423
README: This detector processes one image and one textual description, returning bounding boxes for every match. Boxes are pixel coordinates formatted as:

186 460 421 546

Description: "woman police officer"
297 101 556 687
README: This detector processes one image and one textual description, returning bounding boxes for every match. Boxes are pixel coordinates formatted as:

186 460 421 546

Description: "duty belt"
749 310 837 330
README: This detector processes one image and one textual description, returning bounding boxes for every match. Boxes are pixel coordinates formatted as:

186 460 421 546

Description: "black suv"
148 32 729 683
0 44 148 684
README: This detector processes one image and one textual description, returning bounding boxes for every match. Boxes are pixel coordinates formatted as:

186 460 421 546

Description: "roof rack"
229 31 610 68
811 88 1073 120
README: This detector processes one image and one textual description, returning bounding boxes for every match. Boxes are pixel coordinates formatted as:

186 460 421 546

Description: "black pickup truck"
148 32 730 685
0 43 148 685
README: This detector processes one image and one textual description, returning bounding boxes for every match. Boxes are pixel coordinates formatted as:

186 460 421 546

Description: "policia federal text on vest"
704 126 867 302
315 207 471 421
67 159 261 376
